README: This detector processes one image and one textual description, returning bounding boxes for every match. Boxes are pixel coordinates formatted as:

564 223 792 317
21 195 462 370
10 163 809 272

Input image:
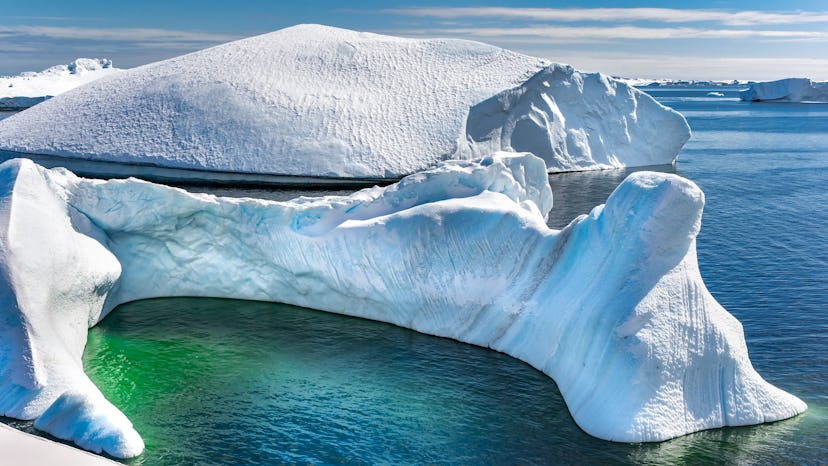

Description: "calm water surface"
3 89 827 464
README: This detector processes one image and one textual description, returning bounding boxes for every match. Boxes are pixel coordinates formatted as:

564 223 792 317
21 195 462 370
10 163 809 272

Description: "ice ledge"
0 154 806 458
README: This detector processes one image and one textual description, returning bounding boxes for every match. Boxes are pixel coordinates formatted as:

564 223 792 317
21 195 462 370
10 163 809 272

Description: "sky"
2 0 827 81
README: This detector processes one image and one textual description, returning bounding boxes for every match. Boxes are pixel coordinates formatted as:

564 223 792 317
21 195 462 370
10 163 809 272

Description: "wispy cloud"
2 16 97 22
0 25 240 47
532 52 828 81
385 7 828 27
392 26 828 43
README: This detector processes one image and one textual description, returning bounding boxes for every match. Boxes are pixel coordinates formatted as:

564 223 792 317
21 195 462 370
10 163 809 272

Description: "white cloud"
384 7 828 27
389 26 828 43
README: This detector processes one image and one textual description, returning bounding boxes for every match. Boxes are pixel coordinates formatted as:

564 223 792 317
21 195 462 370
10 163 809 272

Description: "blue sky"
2 0 827 80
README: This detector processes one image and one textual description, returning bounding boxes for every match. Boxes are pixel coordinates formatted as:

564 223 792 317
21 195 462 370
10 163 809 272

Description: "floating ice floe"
740 78 828 102
0 59 120 110
0 154 805 458
0 25 689 179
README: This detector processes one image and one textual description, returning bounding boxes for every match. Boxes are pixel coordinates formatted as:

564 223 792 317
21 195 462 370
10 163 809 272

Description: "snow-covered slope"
0 155 805 458
740 78 828 102
0 59 120 109
0 25 689 178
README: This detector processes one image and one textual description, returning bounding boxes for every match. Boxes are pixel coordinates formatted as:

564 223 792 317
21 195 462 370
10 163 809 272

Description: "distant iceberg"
0 155 805 458
0 25 689 179
740 78 828 102
618 78 746 87
0 59 120 109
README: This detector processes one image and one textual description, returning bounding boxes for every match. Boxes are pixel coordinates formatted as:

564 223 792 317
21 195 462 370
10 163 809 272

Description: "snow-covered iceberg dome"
0 155 804 458
0 25 689 178
740 78 828 102
0 58 120 109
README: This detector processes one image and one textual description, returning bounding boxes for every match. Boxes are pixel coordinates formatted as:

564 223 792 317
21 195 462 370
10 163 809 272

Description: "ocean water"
2 88 827 464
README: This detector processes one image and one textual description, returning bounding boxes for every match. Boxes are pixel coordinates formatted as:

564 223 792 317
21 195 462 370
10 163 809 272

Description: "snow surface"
0 25 689 178
740 78 828 102
0 59 120 109
0 154 805 458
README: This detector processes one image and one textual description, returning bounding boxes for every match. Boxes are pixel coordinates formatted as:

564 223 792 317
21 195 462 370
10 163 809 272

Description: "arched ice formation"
0 154 805 458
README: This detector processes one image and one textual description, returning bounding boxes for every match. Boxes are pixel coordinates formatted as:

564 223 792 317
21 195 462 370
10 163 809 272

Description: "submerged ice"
0 154 805 458
0 25 689 178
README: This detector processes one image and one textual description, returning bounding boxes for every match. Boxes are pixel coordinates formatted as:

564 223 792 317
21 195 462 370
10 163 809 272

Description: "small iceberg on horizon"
0 58 120 110
0 154 806 458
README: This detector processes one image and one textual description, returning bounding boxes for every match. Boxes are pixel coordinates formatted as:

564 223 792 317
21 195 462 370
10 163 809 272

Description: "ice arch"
0 154 805 458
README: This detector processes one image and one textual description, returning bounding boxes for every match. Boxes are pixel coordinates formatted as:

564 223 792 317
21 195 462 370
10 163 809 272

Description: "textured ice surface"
0 59 120 109
740 78 828 102
462 65 689 171
0 154 805 458
0 25 688 177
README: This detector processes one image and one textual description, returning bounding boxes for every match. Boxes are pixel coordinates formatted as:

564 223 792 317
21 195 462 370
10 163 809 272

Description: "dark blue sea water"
3 88 827 464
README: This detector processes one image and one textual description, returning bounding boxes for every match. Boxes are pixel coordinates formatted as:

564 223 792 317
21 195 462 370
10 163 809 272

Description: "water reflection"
627 415 816 465
546 164 676 228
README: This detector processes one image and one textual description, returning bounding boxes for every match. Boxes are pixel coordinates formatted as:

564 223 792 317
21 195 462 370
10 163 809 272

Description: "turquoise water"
3 88 827 463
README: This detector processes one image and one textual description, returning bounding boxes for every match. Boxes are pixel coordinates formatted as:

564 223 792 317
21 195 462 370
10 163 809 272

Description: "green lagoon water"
82 297 820 466
2 87 827 464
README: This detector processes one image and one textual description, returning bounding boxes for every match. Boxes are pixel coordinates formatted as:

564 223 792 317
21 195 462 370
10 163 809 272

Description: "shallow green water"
81 297 820 465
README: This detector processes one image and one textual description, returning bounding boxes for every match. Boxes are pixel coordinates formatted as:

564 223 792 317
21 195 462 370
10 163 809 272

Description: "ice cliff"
0 59 120 110
0 155 805 458
0 25 689 178
740 78 828 102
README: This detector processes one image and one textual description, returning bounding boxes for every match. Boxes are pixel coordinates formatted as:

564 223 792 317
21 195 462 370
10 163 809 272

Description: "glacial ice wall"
0 25 689 178
0 154 805 458
740 78 828 102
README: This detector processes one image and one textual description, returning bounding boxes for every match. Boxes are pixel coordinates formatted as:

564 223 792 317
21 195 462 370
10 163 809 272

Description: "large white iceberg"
0 25 689 178
739 78 828 102
0 154 805 458
0 59 120 110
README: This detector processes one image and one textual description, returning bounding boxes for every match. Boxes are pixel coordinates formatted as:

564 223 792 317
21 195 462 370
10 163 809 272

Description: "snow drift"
0 59 120 109
0 154 804 458
740 78 828 102
0 25 689 178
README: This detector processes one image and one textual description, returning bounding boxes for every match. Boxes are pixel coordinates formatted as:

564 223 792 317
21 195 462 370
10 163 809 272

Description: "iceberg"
0 154 805 458
0 59 120 110
0 25 689 179
739 78 828 102
619 78 746 87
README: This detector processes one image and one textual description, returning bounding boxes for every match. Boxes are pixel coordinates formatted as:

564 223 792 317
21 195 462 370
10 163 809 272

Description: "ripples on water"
2 89 826 464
